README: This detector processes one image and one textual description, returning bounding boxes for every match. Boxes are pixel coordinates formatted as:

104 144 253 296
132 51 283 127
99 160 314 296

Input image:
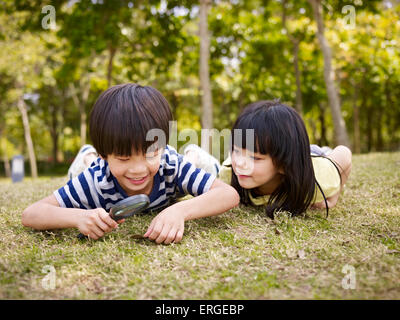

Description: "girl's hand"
144 207 185 244
76 208 123 240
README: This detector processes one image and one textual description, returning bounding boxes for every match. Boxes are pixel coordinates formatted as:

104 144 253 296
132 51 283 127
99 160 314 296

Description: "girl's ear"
278 167 284 175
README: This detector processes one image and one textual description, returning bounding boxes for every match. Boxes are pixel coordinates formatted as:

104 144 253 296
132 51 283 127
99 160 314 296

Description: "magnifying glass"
77 194 150 239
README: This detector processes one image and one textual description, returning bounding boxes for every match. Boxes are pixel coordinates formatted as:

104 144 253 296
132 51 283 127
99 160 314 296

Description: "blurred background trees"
0 0 399 176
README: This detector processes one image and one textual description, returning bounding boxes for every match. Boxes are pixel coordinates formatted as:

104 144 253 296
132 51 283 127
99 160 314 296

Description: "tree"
281 0 306 114
308 0 349 146
4 0 400 166
16 93 38 178
199 0 213 151
0 12 46 178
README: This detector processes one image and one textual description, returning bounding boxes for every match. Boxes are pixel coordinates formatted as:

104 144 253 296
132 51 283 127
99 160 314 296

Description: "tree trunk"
80 111 87 146
70 82 90 146
385 79 395 149
376 104 383 151
308 118 317 145
352 81 361 154
81 82 90 145
366 99 373 152
2 153 11 178
50 105 59 164
282 0 303 115
318 102 328 146
293 40 303 115
308 0 350 147
168 91 179 120
107 46 117 88
238 87 246 114
17 97 38 179
0 127 11 177
199 0 213 152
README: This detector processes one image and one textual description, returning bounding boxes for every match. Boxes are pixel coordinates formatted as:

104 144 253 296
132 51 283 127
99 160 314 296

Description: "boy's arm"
22 194 120 239
22 194 81 230
144 178 239 244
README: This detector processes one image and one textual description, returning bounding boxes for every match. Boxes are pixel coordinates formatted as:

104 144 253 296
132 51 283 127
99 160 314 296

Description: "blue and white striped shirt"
54 145 216 213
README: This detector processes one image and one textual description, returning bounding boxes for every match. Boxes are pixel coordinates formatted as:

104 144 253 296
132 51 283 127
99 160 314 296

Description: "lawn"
0 152 399 299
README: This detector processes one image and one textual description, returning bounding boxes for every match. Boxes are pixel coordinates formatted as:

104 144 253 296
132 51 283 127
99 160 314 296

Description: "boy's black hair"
89 83 173 158
231 100 316 218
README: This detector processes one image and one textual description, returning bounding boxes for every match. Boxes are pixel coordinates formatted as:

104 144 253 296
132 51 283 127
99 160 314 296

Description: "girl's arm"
144 178 240 244
22 194 120 239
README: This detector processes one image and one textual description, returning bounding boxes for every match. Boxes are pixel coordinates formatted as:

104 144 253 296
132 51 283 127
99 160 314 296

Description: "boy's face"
105 146 162 196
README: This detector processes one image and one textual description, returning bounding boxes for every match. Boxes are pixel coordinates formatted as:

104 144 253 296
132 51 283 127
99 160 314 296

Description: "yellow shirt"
218 156 341 206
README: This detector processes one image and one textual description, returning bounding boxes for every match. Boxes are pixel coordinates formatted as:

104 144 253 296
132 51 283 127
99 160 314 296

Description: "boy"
22 83 239 244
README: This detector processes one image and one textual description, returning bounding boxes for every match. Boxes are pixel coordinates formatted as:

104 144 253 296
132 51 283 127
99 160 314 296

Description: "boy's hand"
77 208 123 240
144 206 185 244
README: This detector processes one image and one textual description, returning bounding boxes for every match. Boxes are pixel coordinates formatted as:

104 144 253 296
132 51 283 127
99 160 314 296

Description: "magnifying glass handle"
77 209 116 240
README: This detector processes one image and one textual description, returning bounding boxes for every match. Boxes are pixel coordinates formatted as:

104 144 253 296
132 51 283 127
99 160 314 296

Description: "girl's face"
105 146 162 196
231 145 283 192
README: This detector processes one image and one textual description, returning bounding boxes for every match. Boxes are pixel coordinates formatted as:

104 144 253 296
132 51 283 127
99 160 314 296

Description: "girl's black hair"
89 83 173 158
231 100 316 218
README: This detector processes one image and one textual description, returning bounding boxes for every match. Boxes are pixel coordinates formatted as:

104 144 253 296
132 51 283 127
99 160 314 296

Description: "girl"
185 100 352 218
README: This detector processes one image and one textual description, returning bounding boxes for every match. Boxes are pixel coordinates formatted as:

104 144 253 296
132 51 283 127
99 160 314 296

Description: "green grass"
0 152 399 299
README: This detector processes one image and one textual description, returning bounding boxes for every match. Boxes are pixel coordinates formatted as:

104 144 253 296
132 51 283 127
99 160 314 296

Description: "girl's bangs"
232 114 271 155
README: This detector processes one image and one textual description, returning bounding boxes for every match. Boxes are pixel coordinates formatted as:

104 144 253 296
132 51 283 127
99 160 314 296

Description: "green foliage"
1 0 400 170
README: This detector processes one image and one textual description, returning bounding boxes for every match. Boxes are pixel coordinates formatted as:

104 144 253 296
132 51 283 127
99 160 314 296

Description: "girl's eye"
118 158 129 162
233 147 262 160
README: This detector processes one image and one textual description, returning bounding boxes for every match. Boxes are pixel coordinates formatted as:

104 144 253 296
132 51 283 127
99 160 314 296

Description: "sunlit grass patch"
0 152 399 299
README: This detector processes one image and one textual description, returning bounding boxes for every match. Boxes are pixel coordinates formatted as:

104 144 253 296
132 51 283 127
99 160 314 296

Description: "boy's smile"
105 147 162 196
126 175 149 185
